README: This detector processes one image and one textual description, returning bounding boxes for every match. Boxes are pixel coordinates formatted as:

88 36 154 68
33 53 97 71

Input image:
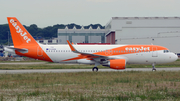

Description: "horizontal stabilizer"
6 46 28 53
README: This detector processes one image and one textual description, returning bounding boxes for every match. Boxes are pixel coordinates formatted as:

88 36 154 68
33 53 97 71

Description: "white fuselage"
40 44 178 65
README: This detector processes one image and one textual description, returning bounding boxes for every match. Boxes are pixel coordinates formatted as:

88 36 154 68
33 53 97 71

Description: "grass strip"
0 71 180 100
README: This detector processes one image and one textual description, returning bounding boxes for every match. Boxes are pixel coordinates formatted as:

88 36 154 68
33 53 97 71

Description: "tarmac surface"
0 68 180 74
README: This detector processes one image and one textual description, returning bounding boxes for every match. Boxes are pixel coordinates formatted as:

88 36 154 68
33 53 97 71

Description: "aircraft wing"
64 40 117 61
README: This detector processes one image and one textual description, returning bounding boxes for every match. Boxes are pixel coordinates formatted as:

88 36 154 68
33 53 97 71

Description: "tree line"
0 23 105 45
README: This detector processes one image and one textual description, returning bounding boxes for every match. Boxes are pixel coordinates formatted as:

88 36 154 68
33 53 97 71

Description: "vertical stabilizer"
7 17 37 46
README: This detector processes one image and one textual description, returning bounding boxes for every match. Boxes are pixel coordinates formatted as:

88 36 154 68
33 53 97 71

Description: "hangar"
58 26 106 44
105 17 180 53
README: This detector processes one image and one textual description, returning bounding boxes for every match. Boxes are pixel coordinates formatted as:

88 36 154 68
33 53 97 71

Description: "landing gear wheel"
92 67 98 72
152 68 156 71
152 63 156 71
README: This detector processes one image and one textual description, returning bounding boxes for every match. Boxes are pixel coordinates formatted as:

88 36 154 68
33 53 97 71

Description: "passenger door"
152 47 158 57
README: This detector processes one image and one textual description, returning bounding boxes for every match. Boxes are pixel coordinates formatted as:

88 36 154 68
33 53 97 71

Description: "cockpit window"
164 50 170 53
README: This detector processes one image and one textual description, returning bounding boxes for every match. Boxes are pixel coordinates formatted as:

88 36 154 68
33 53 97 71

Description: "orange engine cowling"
103 59 126 70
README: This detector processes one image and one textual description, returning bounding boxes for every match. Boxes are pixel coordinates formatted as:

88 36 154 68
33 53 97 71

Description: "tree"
0 23 105 44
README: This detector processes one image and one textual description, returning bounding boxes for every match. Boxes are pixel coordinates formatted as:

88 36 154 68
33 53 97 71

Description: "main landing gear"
92 67 98 72
92 62 100 72
152 63 156 71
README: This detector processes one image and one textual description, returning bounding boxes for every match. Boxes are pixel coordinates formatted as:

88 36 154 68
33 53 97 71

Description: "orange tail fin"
7 17 37 46
7 17 53 62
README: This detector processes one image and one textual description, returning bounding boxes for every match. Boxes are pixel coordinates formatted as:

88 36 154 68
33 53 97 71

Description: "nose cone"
172 53 178 62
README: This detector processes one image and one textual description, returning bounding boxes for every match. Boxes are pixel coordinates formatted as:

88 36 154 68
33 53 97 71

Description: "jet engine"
103 59 126 70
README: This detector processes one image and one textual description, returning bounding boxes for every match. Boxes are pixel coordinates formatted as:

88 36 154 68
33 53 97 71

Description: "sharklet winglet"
67 40 78 53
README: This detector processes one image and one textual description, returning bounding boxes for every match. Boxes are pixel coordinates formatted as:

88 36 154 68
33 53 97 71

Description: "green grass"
0 64 106 70
0 71 180 100
127 59 180 68
0 59 180 70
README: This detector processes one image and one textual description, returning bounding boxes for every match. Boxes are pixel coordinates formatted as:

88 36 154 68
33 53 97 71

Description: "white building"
36 38 58 45
58 26 106 44
105 17 180 53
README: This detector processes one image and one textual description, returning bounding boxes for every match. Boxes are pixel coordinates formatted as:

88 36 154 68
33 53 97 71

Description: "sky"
0 0 180 28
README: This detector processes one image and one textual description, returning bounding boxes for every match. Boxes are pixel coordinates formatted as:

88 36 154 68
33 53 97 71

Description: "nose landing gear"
152 63 156 71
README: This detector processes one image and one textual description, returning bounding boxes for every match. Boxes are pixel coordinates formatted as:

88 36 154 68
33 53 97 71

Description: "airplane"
5 17 178 71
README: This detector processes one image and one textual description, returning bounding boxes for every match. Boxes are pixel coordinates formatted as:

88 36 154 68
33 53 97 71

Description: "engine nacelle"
103 59 126 70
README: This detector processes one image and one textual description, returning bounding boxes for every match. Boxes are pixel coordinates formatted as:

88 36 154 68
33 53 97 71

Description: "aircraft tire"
152 69 156 71
92 67 98 72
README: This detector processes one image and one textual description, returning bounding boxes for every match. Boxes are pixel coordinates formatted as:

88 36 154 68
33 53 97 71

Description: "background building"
105 17 180 53
58 26 106 44
36 38 58 45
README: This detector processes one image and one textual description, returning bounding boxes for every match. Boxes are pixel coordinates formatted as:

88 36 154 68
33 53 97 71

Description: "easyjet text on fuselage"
125 47 150 51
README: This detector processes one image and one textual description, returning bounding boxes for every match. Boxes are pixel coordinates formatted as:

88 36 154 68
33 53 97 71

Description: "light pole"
7 31 9 46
